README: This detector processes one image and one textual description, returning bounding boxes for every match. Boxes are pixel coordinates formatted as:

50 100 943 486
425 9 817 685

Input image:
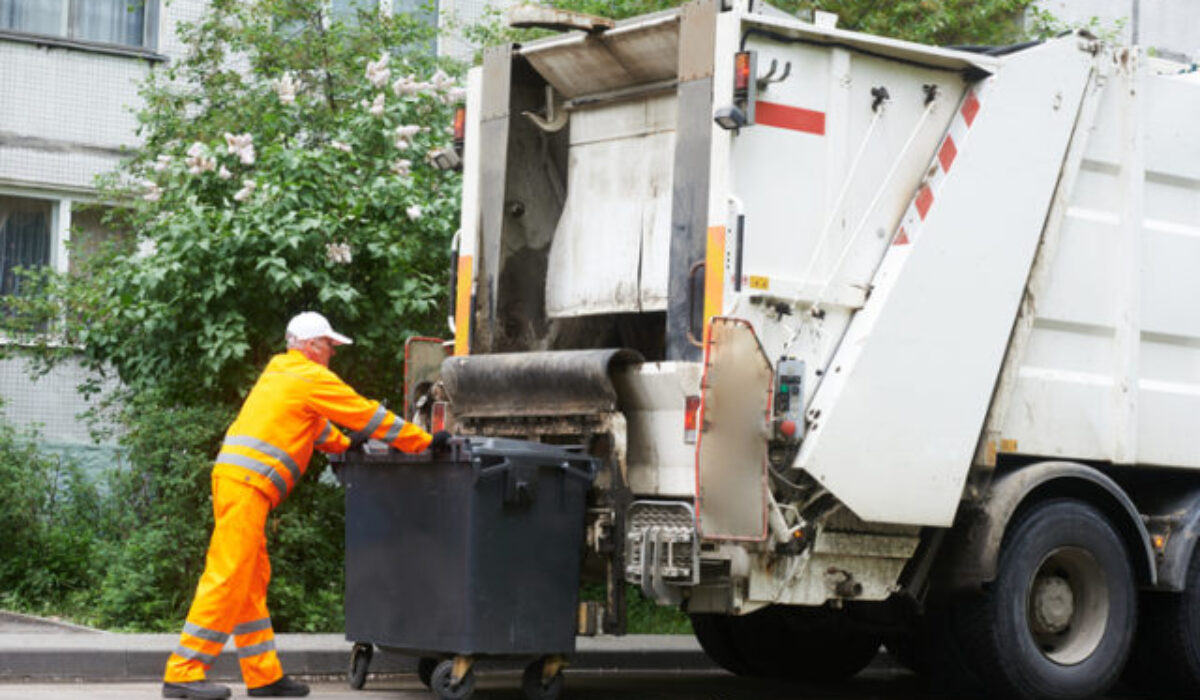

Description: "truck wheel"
417 657 439 689
348 643 372 690
884 601 982 693
521 657 564 700
431 659 475 700
1126 546 1200 698
734 605 880 681
958 499 1136 700
688 613 753 675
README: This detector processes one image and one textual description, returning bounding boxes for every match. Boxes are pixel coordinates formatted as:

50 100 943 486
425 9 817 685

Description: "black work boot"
248 675 310 697
162 680 232 699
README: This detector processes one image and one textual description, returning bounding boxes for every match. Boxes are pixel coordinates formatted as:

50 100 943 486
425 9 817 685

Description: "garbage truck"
403 1 1200 697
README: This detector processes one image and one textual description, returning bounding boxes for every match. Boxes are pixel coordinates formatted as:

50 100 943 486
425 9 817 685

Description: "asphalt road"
0 666 1149 699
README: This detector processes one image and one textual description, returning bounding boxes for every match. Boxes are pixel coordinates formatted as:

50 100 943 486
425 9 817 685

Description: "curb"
0 634 712 682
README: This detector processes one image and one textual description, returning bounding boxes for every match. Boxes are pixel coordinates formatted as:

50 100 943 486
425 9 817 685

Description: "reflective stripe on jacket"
212 350 432 506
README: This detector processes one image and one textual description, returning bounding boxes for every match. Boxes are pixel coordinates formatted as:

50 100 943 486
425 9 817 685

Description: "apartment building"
0 0 503 467
0 0 207 466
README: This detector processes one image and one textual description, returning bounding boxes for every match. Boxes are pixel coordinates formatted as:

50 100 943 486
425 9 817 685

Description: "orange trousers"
164 475 284 689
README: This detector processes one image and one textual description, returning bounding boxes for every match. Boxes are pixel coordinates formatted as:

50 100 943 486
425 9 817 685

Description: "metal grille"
625 500 699 586
0 198 50 296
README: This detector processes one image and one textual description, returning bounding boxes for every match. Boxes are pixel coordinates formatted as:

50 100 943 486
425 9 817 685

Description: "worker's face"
304 337 336 367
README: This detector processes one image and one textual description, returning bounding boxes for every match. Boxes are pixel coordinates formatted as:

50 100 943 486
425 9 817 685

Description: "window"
0 196 52 297
0 0 155 49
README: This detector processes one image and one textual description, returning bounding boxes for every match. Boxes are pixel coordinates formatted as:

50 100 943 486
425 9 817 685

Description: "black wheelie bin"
336 436 597 700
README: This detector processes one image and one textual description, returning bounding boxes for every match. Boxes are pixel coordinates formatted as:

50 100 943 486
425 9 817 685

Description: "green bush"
0 418 101 615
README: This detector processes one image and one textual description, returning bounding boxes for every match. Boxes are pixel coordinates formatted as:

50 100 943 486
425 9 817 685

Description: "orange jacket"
212 350 431 507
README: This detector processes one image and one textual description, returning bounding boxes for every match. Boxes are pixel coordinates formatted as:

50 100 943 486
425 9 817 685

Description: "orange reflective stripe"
382 416 406 442
173 644 218 665
349 406 387 442
215 452 289 498
224 436 301 484
237 639 276 659
183 621 228 644
233 618 271 635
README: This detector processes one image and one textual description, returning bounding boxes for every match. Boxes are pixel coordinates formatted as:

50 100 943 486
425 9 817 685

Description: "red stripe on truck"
916 185 934 220
961 90 980 127
755 101 826 135
938 134 958 173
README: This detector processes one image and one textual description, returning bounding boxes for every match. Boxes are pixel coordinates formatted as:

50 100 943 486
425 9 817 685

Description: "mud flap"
695 318 771 541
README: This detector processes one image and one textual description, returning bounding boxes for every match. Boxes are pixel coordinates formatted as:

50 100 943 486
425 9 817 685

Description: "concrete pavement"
0 611 711 682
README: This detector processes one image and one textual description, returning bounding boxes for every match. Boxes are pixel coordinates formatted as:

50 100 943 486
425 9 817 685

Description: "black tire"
883 600 983 694
431 659 476 700
1127 545 1200 698
417 657 439 689
732 605 880 681
689 613 754 675
521 657 565 700
348 643 372 690
957 499 1136 700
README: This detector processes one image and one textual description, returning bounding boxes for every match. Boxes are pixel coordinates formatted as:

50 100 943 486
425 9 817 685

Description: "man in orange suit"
163 312 447 698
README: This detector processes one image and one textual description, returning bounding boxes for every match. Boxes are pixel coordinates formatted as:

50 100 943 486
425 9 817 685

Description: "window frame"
0 0 164 61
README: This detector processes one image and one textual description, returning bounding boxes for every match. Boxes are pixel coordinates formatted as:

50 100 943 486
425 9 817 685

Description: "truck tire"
884 601 982 693
1126 546 1200 698
957 498 1136 700
689 613 753 675
732 606 880 681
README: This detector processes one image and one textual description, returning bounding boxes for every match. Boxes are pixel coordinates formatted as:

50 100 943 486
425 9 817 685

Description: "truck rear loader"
404 2 1200 698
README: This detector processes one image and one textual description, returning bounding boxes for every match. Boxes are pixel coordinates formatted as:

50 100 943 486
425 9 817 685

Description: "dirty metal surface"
441 349 643 418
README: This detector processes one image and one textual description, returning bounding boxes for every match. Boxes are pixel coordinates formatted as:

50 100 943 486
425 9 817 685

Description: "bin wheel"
431 658 476 700
522 657 564 700
349 643 372 690
417 657 439 688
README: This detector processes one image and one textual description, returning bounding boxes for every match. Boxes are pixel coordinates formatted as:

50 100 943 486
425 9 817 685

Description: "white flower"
151 155 172 172
218 165 233 180
395 124 420 139
325 242 353 264
446 87 467 103
366 53 391 88
274 72 298 105
369 93 386 118
391 159 411 176
141 179 162 202
431 68 452 91
330 140 353 153
392 75 433 96
185 143 216 175
224 132 256 165
406 204 422 221
233 180 257 202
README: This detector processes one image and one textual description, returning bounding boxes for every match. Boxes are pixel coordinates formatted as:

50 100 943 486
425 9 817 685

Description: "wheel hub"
1031 576 1075 635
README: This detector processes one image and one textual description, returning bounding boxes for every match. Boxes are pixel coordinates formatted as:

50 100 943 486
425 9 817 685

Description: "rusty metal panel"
519 12 681 99
677 0 718 82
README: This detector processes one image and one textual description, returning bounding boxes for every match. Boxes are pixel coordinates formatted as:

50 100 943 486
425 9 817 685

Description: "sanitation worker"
163 311 449 699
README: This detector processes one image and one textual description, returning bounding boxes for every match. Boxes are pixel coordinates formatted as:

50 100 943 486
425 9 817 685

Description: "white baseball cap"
286 311 353 345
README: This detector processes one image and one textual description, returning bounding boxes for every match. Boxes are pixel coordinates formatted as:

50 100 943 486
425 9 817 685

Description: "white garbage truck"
405 1 1200 697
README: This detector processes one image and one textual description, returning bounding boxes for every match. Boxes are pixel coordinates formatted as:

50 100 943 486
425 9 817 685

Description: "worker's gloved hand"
347 434 367 453
429 430 452 453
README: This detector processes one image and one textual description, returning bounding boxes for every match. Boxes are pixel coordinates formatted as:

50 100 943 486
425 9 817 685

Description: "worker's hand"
429 430 452 453
347 434 367 453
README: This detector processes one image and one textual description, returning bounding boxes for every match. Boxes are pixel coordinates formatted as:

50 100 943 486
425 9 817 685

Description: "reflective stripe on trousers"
163 476 283 689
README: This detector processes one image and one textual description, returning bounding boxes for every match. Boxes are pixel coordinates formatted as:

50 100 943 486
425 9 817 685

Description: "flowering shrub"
69 0 465 406
1 0 463 632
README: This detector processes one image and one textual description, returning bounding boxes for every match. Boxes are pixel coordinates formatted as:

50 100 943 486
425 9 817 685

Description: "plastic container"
340 436 596 658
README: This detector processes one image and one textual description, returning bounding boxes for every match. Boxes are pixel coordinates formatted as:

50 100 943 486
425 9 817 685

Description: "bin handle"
477 458 595 482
